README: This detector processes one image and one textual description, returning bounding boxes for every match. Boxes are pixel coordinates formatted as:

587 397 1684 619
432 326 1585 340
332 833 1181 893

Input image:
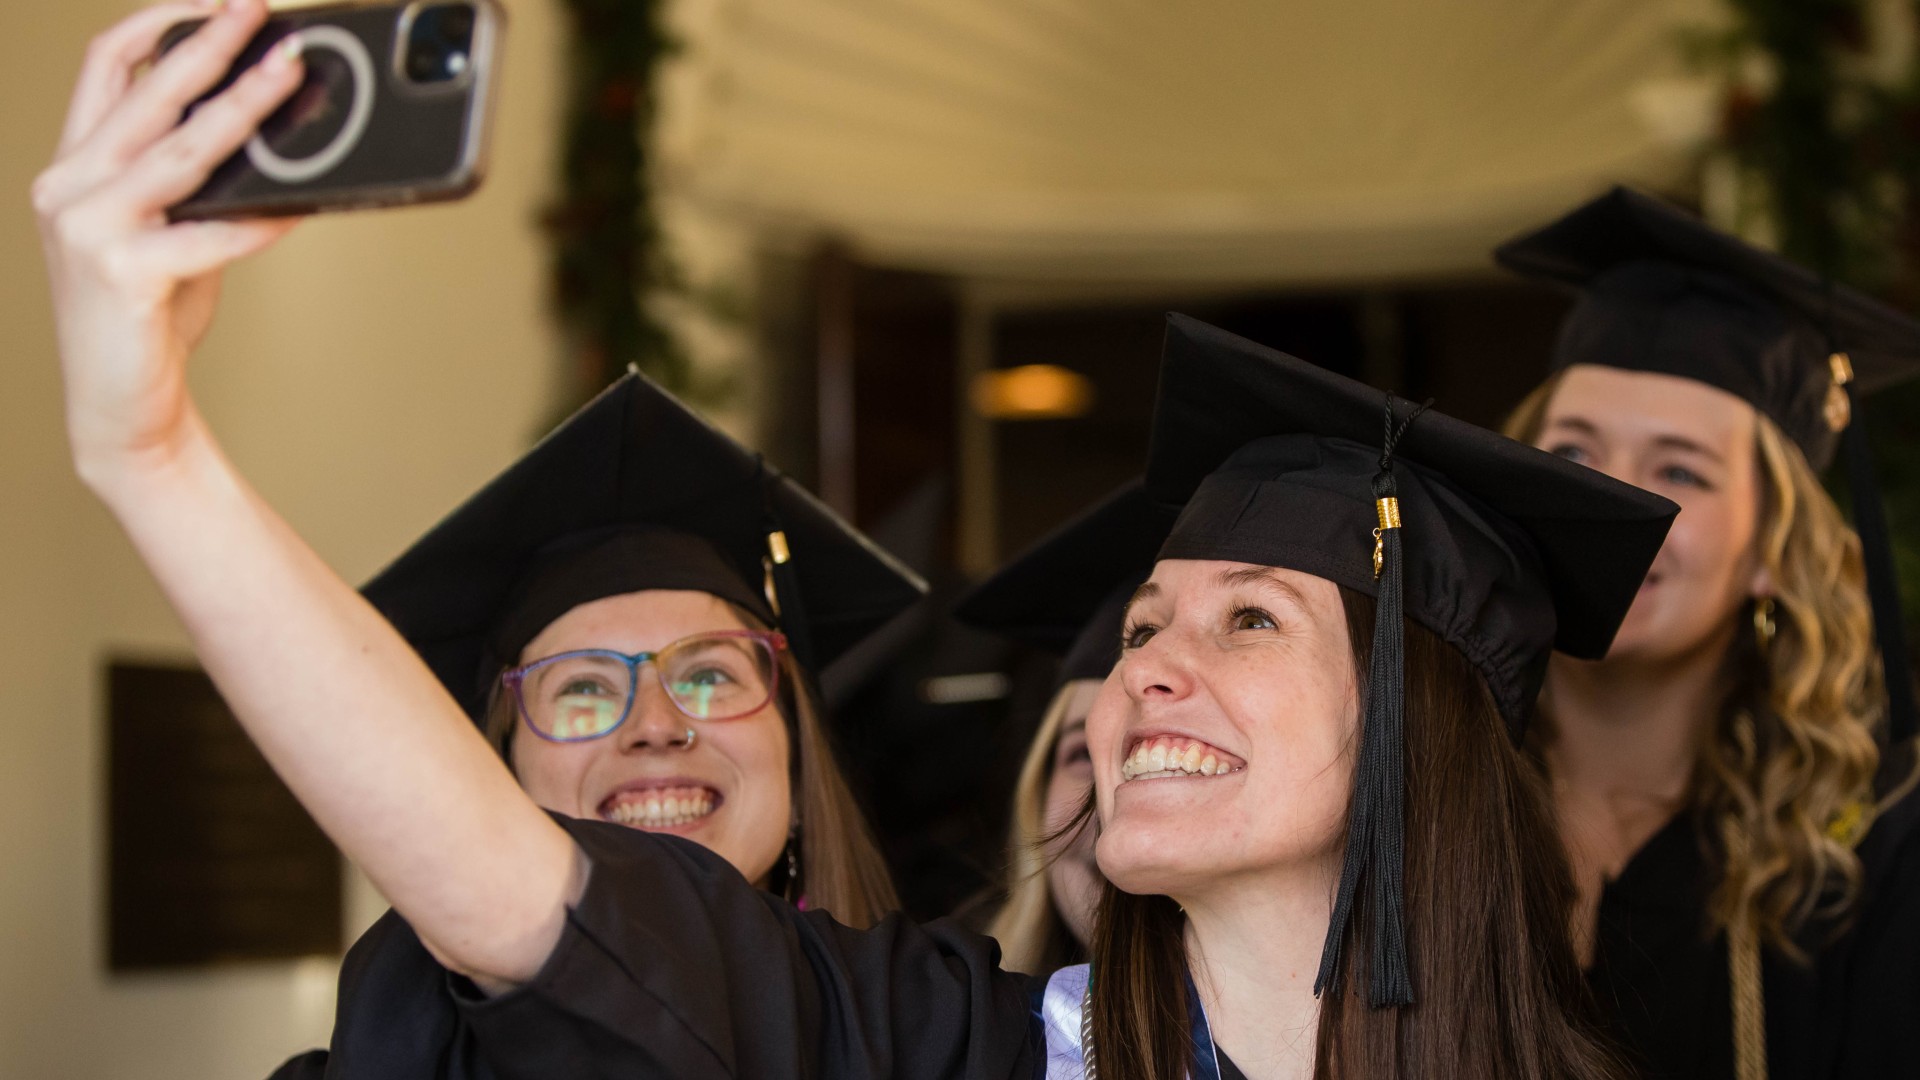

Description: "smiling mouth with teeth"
1120 736 1246 782
601 785 720 829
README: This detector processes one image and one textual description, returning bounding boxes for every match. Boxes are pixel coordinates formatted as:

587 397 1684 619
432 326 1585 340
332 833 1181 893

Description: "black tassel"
1838 380 1916 744
1314 399 1421 1008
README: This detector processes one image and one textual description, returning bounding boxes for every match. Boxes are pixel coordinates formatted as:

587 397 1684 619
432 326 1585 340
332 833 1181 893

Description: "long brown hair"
484 602 900 928
1085 587 1627 1080
1507 375 1887 952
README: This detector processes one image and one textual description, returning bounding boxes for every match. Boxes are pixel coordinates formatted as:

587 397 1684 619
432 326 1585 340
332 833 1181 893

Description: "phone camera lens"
440 6 475 42
403 2 477 85
405 47 440 82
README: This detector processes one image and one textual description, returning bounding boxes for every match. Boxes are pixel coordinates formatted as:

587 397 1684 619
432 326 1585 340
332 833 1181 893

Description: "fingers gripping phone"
162 0 505 220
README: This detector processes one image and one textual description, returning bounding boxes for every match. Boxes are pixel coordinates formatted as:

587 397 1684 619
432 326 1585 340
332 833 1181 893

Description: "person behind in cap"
1496 187 1920 1080
256 379 919 1077
956 481 1175 977
982 679 1099 976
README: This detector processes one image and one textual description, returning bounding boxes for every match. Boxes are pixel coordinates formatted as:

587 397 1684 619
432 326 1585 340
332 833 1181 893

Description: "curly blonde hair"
1507 375 1884 954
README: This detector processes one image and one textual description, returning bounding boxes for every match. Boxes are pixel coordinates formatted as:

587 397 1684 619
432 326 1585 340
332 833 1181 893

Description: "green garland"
545 0 685 407
1696 0 1920 621
1696 1 1897 286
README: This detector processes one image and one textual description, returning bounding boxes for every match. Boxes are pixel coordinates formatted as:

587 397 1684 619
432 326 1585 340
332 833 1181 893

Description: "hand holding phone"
35 0 308 489
162 0 504 220
35 0 509 491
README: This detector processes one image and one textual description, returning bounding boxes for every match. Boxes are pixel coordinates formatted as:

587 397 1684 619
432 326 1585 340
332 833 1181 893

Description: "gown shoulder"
287 815 1046 1079
1824 749 1920 1079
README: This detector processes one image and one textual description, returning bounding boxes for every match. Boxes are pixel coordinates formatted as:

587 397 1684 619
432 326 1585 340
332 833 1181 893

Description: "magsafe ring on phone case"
243 25 376 185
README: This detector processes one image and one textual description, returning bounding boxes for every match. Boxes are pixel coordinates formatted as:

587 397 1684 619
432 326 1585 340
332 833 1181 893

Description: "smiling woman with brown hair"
1059 319 1666 1080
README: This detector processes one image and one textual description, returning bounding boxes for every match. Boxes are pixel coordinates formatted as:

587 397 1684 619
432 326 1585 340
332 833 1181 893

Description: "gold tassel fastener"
1372 497 1401 580
762 530 792 617
1824 352 1855 433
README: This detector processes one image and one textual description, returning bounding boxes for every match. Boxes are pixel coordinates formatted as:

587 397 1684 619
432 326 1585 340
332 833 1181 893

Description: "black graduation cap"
1146 313 1677 1007
953 479 1178 685
361 373 928 722
1495 186 1920 469
1496 186 1920 743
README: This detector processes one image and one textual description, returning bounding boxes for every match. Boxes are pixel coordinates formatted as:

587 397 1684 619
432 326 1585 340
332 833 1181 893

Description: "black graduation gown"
270 815 1273 1079
271 814 1045 1079
1825 764 1920 1078
1587 768 1920 1080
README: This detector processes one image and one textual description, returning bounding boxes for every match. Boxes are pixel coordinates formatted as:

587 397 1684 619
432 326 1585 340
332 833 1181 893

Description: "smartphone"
161 0 505 220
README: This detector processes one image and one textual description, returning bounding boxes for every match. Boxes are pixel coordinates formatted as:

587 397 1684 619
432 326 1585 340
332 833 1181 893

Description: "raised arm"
34 0 579 988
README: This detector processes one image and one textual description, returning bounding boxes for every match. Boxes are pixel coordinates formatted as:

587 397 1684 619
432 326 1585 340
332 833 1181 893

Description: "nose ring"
682 726 699 749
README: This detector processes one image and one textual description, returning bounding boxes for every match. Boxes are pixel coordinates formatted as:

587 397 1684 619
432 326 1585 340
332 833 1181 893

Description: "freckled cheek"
1083 689 1130 792
1216 673 1350 765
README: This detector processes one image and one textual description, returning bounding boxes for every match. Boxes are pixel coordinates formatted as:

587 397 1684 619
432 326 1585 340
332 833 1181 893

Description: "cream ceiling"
657 0 1723 286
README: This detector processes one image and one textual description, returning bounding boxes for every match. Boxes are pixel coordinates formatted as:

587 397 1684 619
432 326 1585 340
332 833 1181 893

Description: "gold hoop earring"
1753 597 1777 651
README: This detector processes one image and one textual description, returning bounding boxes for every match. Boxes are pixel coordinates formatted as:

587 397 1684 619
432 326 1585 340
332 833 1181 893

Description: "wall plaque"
108 660 342 970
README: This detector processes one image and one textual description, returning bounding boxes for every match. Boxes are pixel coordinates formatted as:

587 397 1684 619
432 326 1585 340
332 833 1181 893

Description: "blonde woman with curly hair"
956 481 1175 976
1497 188 1920 1080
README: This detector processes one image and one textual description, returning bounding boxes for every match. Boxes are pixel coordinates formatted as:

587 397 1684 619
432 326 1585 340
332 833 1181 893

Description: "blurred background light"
969 364 1095 420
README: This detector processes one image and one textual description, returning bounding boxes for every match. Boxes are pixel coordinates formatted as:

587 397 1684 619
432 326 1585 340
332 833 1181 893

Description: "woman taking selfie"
275 375 920 1076
1496 188 1920 1080
33 3 919 1074
955 481 1174 976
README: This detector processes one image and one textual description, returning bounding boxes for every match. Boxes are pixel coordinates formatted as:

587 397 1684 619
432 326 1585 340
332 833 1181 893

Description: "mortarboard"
954 479 1178 686
1146 313 1677 1007
1494 185 1920 469
1496 186 1920 742
362 373 928 722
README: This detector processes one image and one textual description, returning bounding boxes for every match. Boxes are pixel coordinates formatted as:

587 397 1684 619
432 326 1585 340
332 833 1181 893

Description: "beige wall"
0 2 564 1076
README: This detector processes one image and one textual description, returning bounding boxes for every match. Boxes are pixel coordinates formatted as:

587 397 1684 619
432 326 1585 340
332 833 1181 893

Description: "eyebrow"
1648 434 1726 463
1214 564 1307 606
1544 416 1600 438
1546 416 1726 464
1120 580 1160 622
1121 567 1308 624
